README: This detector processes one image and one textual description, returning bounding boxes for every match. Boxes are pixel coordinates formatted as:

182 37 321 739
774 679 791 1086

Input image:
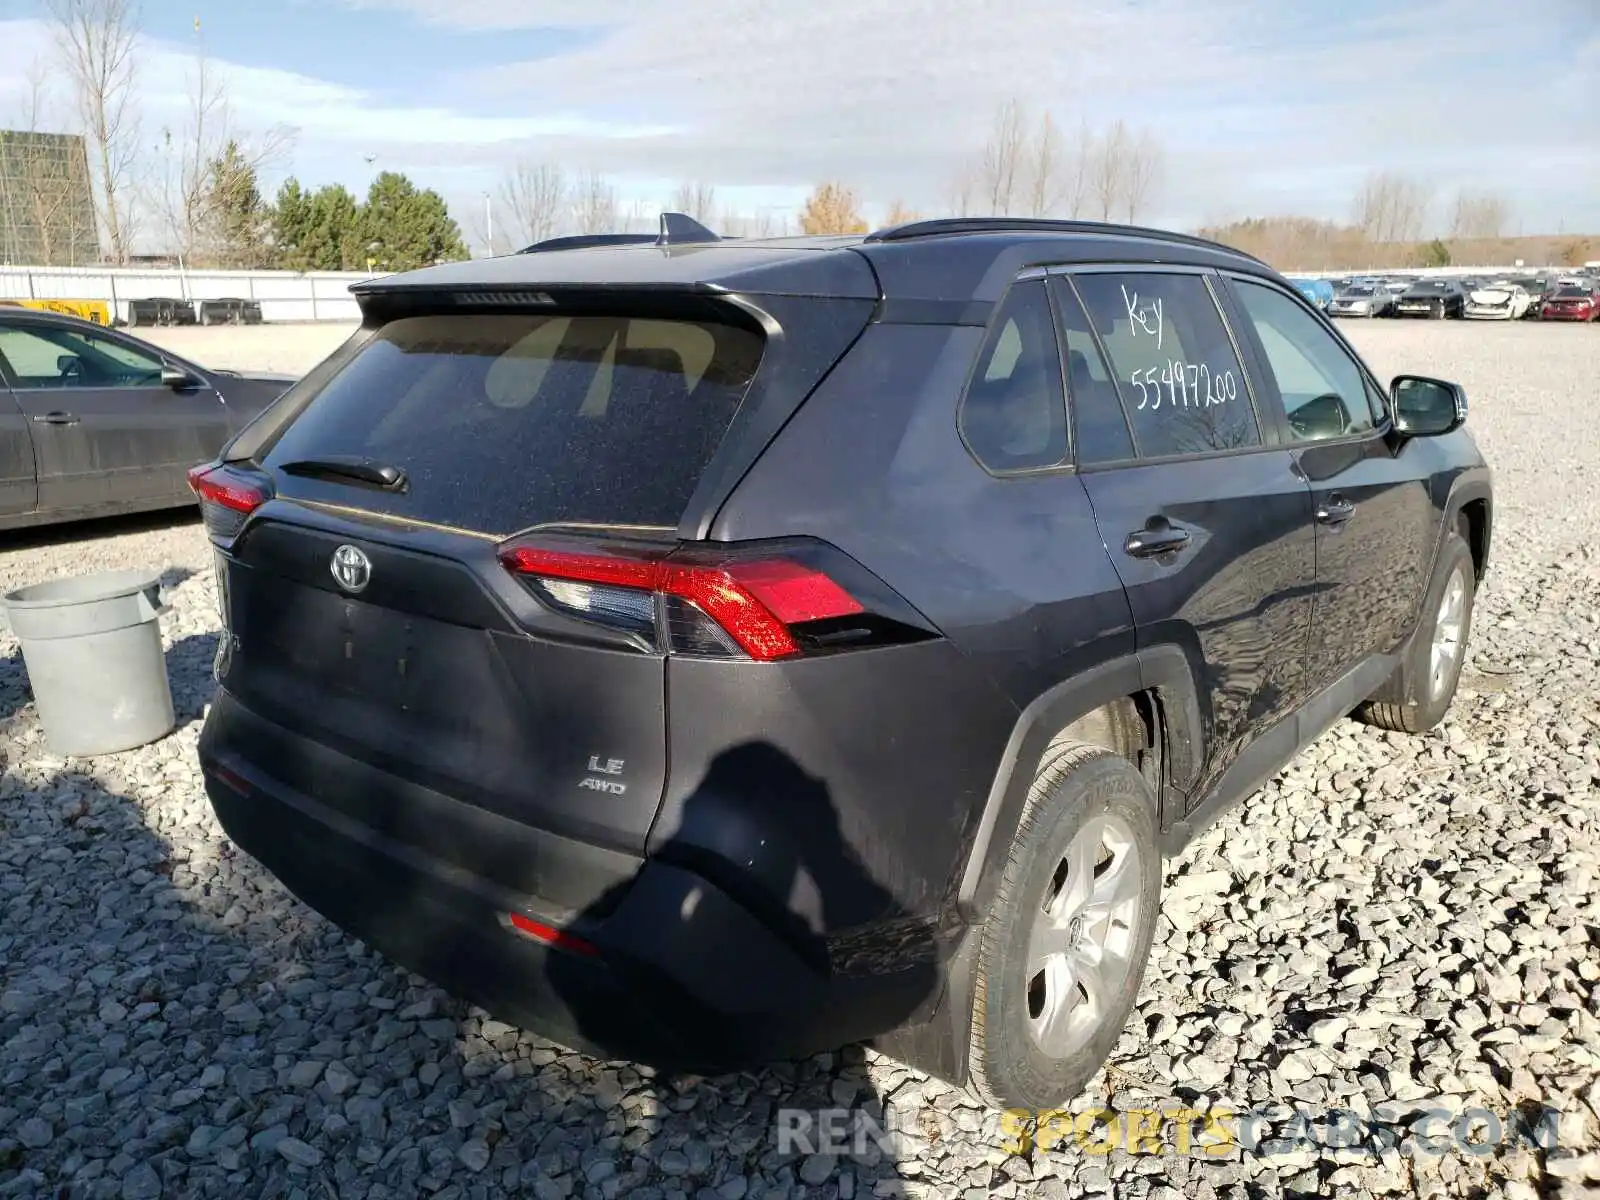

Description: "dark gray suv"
192 215 1492 1110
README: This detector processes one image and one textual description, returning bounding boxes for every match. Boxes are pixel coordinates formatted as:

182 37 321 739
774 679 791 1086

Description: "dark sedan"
0 308 295 530
1392 279 1467 319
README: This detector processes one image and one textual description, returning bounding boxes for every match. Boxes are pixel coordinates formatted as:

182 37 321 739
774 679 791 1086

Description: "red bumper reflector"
506 911 599 957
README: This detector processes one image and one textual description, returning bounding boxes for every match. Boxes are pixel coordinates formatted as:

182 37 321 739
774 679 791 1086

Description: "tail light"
188 463 270 540
498 534 930 661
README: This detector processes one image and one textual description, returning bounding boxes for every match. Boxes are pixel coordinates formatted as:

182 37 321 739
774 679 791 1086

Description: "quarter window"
1073 273 1260 459
958 279 1068 472
1232 279 1377 443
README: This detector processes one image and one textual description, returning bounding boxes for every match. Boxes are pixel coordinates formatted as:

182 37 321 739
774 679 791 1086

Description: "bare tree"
570 170 618 234
979 99 1028 216
885 199 921 225
1086 119 1130 221
1351 171 1431 245
496 161 564 249
1062 118 1094 218
1022 111 1064 217
1448 190 1511 241
44 0 142 263
1122 127 1163 222
670 181 717 225
945 160 978 217
150 26 293 265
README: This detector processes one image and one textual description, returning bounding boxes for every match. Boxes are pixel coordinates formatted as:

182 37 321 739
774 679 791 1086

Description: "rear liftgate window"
263 312 766 531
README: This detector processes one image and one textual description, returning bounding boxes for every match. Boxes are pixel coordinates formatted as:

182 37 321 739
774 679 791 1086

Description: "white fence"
0 265 377 323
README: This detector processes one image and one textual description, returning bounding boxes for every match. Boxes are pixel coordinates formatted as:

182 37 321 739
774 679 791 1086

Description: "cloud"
4 0 1597 236
0 17 675 151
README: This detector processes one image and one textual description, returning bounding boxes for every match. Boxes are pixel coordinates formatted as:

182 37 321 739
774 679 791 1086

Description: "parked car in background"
1329 282 1394 318
189 212 1492 1112
1540 282 1600 322
1393 279 1467 319
1381 278 1413 307
1512 277 1553 318
1464 281 1533 320
0 308 295 529
1293 278 1335 311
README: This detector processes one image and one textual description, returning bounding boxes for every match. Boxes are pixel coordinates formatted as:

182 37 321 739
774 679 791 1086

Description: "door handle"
1316 497 1355 525
33 411 79 425
1124 522 1192 558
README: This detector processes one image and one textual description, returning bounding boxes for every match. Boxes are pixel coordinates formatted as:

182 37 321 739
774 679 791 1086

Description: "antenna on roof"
657 212 720 246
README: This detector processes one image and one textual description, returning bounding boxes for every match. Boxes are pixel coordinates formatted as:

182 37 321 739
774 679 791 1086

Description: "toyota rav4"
192 215 1492 1111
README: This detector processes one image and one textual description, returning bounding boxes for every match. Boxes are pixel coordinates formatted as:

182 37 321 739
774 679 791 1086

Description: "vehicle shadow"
547 740 941 1189
0 737 930 1196
0 506 199 554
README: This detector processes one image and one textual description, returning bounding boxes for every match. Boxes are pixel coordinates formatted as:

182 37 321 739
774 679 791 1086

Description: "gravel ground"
2 320 1598 1199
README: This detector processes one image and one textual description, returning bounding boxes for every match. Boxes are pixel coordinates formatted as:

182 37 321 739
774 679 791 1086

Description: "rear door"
0 317 231 512
1222 274 1435 681
1057 267 1318 791
218 303 782 857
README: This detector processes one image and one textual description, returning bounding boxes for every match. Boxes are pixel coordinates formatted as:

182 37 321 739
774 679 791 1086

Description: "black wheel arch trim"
955 644 1203 921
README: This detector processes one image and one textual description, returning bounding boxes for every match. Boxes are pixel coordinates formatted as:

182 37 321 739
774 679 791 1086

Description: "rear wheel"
1356 533 1475 733
965 743 1160 1111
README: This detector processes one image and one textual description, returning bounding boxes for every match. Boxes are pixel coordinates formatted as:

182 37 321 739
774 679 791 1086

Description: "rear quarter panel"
695 321 1135 940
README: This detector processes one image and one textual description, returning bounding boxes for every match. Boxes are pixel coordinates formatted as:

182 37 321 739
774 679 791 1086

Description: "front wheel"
1356 534 1475 733
965 744 1161 1111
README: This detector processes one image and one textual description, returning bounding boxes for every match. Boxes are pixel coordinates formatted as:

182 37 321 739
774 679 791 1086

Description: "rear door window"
1048 278 1134 466
263 312 764 531
1072 272 1261 459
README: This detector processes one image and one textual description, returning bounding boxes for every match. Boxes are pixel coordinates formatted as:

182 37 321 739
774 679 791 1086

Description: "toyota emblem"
330 544 372 593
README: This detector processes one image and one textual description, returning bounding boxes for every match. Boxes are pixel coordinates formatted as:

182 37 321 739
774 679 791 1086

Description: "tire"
965 743 1161 1111
1356 533 1475 734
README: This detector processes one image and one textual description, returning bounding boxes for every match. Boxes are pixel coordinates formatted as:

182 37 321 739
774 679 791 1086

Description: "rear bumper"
197 690 936 1072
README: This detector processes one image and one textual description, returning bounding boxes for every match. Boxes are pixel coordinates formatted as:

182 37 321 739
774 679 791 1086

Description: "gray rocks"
0 321 1595 1199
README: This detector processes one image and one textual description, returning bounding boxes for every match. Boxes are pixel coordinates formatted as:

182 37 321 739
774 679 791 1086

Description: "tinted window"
1049 278 1133 466
0 322 165 389
958 279 1068 472
264 312 764 531
1233 280 1377 442
1073 272 1260 458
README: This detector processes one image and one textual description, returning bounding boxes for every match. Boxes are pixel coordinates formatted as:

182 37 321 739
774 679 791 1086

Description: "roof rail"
862 217 1269 265
518 232 655 254
515 211 722 255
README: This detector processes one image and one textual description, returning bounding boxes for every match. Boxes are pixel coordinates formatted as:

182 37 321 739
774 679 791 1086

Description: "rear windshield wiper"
278 455 407 491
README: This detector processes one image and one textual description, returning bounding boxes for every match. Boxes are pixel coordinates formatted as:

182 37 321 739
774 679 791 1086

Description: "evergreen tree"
270 177 315 270
203 141 270 268
359 171 468 271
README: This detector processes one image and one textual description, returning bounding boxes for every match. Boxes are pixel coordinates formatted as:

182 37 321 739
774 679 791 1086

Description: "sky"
1 0 1596 251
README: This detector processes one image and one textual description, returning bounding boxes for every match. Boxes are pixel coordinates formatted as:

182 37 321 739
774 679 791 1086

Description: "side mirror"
56 354 82 378
1391 374 1466 437
161 363 198 390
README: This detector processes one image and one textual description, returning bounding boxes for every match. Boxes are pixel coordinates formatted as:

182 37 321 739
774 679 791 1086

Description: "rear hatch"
195 284 878 869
